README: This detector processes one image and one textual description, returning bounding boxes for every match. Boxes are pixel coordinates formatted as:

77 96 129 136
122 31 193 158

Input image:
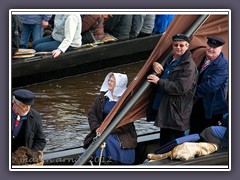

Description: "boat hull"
12 35 161 88
43 131 229 166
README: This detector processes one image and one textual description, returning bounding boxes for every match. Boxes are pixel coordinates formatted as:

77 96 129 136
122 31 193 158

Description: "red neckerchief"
13 104 20 127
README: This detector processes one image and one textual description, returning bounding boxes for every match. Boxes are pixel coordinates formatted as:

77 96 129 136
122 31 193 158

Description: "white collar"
104 91 120 102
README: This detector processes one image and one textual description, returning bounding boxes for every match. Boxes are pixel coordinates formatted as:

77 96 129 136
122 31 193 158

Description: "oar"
73 14 210 166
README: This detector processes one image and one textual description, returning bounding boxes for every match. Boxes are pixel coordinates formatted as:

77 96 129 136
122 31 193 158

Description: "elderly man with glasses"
146 34 198 146
11 89 46 153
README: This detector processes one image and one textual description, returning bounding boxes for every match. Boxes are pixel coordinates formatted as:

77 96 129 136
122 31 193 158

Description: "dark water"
23 61 159 153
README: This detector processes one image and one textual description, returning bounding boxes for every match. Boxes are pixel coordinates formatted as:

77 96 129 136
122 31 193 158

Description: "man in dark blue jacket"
11 89 46 152
190 36 228 134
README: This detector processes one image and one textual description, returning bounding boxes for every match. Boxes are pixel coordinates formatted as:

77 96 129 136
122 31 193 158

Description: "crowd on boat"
11 28 229 165
12 14 175 58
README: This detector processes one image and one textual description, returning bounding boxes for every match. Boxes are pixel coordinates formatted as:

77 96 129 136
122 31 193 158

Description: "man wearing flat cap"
147 33 198 146
11 89 46 152
190 36 228 134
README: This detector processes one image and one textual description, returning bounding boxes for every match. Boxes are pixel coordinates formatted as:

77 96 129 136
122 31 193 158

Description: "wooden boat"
12 34 161 88
42 131 229 166
43 131 160 165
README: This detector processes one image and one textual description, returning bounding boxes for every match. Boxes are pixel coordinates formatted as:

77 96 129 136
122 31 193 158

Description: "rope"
98 142 106 166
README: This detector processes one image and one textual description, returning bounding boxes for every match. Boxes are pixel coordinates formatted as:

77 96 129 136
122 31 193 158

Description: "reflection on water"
23 61 159 153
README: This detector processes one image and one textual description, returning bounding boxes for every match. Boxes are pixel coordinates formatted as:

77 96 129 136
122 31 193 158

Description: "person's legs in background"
20 24 32 49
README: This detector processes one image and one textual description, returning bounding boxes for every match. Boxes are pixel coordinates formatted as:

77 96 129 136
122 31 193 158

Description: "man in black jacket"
147 34 198 146
11 89 46 152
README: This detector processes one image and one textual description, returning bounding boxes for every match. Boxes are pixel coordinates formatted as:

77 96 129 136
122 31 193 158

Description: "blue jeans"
32 35 77 52
20 24 44 49
32 35 61 52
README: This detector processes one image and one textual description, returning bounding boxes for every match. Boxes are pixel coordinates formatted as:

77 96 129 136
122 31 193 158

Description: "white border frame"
9 9 231 171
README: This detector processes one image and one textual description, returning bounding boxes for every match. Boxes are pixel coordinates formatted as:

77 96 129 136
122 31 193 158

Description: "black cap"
13 89 35 105
207 36 225 48
172 34 190 43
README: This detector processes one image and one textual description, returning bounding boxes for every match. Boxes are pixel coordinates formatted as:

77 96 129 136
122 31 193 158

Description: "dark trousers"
137 32 152 38
159 128 185 146
189 100 223 134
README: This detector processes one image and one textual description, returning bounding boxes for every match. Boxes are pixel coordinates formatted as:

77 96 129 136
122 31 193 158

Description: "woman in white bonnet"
84 72 137 165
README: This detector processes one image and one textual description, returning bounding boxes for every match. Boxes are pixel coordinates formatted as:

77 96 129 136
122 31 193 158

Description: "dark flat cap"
13 89 35 105
207 36 225 48
172 34 190 43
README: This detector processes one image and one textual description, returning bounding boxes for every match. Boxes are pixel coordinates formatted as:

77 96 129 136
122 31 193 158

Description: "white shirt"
52 14 82 52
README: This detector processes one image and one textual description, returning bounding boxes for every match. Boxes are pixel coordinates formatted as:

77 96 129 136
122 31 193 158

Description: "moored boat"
12 34 161 88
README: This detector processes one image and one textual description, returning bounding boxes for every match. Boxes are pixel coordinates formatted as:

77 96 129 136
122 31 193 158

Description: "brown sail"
97 14 229 136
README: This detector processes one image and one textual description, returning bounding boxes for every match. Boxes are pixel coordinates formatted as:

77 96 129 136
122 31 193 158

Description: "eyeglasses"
173 43 186 48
